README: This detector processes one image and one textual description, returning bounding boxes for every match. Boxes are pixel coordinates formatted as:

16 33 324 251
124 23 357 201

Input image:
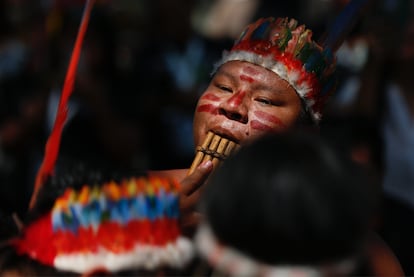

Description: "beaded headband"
12 176 194 274
213 17 337 123
195 223 356 277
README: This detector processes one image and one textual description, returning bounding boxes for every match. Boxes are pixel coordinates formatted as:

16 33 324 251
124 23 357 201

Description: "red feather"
29 0 96 210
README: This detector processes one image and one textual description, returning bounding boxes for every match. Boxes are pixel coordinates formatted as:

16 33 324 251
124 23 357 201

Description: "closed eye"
256 98 274 106
217 84 233 93
255 98 283 106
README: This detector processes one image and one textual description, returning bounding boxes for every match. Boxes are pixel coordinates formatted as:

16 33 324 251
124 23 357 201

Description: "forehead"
214 61 297 95
215 61 290 86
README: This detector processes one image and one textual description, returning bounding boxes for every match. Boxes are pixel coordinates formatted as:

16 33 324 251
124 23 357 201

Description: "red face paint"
243 66 261 76
254 111 286 128
240 74 255 83
197 104 219 115
200 93 220 102
251 120 274 132
227 90 246 107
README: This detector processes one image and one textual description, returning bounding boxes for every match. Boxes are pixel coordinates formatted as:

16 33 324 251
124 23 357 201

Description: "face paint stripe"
228 91 246 107
200 93 220 102
243 66 261 76
251 120 274 132
240 75 255 83
254 111 286 128
197 104 218 115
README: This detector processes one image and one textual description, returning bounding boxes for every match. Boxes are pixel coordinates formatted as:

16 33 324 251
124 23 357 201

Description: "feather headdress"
213 17 337 123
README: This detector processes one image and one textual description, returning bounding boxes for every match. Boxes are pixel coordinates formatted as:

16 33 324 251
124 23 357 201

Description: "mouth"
208 128 240 145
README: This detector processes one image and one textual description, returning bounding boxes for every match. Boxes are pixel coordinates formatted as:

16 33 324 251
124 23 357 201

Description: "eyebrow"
217 69 293 94
215 70 238 83
252 83 278 93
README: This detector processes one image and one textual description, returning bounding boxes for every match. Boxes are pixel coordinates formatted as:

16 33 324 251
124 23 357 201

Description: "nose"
218 91 248 123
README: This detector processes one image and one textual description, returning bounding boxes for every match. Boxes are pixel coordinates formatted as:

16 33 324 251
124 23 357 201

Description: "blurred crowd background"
0 0 414 273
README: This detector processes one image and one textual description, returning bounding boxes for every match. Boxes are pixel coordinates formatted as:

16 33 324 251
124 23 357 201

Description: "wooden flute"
188 131 239 175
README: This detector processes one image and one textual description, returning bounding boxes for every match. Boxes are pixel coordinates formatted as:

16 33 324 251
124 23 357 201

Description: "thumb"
181 160 213 196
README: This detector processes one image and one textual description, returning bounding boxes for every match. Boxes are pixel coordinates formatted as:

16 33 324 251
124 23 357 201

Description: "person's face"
193 61 302 147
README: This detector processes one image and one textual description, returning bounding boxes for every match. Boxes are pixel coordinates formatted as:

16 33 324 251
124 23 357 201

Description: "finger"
180 184 206 212
180 160 213 196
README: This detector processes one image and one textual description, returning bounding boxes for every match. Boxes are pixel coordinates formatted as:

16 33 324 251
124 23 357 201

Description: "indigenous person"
149 16 404 275
149 17 337 231
194 131 381 276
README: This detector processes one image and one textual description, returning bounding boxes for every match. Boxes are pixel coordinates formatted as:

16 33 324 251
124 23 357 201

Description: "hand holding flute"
179 131 239 236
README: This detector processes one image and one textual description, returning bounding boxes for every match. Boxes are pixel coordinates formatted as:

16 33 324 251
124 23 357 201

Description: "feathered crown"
12 176 194 274
214 17 337 123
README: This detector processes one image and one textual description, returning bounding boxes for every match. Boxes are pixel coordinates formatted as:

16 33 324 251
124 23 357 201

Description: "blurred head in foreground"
196 130 378 276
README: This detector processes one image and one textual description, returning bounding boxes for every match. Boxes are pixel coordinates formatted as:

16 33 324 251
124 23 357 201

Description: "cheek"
253 111 286 128
249 109 297 135
193 93 221 145
200 92 221 102
195 91 223 117
192 113 204 147
193 106 205 145
250 110 286 131
248 92 302 133
250 120 277 133
196 104 219 115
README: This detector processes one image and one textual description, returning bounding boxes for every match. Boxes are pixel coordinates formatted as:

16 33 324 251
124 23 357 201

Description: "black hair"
201 130 378 265
297 98 317 128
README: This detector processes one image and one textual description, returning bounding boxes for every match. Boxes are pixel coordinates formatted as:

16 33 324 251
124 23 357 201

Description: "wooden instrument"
188 131 239 175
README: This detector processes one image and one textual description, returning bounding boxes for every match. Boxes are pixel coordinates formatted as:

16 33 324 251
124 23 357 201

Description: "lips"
210 130 238 144
208 123 245 145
